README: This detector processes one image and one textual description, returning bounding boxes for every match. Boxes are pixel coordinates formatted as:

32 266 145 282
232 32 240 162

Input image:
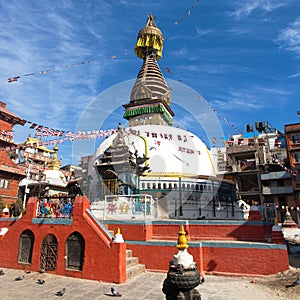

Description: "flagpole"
23 161 31 212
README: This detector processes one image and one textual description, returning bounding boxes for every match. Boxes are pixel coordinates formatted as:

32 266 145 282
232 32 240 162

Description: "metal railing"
103 194 153 221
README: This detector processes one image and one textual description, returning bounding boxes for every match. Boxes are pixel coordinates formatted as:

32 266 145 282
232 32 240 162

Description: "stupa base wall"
105 220 289 277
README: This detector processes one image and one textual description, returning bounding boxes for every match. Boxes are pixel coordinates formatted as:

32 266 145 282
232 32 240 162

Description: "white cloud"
195 28 215 37
277 17 300 56
229 0 287 19
288 72 300 78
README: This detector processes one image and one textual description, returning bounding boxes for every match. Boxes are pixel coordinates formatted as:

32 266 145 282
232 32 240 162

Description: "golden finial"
176 225 189 250
134 13 163 60
117 227 121 234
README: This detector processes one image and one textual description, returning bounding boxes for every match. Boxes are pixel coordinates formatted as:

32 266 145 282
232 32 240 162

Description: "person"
10 203 20 217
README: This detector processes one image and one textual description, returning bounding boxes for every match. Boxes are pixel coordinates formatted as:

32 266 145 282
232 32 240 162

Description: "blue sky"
0 0 299 165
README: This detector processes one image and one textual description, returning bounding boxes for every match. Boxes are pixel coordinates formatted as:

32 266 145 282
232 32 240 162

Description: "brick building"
0 101 26 207
284 122 300 224
222 123 297 224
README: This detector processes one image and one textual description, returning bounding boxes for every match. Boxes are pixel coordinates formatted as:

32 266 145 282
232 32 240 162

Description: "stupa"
94 14 241 220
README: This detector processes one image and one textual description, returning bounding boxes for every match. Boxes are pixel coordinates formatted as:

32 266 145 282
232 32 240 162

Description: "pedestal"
162 263 201 300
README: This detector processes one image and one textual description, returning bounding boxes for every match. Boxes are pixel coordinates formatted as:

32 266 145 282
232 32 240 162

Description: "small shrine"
163 226 201 299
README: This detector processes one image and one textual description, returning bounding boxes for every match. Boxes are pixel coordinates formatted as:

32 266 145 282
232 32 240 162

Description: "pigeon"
37 279 45 284
0 269 4 275
25 270 31 274
15 275 24 281
111 287 122 297
55 288 66 296
286 276 300 288
200 277 205 284
39 268 45 274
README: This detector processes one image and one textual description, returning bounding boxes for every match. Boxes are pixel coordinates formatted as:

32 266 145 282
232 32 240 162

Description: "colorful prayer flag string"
7 60 96 83
174 0 200 25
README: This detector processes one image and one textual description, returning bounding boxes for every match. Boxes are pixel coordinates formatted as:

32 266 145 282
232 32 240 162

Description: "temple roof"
0 101 26 126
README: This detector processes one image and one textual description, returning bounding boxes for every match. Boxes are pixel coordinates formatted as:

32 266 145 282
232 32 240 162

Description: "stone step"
126 249 132 258
126 256 138 267
125 249 146 281
126 263 146 281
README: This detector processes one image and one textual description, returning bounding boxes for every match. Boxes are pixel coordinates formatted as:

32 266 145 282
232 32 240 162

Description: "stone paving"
0 267 287 300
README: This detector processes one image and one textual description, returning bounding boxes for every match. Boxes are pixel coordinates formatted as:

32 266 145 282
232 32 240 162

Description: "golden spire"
134 14 163 60
47 145 60 170
176 225 189 250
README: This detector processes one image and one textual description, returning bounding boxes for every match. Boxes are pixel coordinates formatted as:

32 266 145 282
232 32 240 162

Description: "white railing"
103 194 154 221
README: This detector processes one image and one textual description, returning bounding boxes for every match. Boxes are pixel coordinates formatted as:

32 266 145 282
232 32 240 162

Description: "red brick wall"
0 196 127 283
0 197 289 281
107 221 288 277
126 242 288 276
149 222 270 242
0 119 12 131
0 179 20 203
108 223 153 241
202 246 289 276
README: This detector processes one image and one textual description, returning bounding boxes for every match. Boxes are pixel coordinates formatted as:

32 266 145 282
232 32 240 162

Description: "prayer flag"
7 76 20 83
49 128 55 136
30 123 37 129
43 127 49 137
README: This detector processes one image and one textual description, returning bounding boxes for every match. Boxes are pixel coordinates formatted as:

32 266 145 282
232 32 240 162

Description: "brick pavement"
0 267 287 300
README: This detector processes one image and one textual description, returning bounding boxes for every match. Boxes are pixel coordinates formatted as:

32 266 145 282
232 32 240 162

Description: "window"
66 232 85 271
292 134 300 144
277 180 284 187
294 153 300 163
0 179 9 189
18 230 34 264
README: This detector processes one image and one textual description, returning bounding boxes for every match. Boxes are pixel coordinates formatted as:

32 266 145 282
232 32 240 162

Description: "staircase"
126 249 146 280
104 225 145 281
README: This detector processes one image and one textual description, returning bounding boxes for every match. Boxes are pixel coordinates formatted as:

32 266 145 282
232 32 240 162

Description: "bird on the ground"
37 279 45 284
55 287 66 296
25 270 31 274
111 287 122 297
286 276 300 288
0 269 4 275
15 275 24 281
39 268 45 274
200 277 205 284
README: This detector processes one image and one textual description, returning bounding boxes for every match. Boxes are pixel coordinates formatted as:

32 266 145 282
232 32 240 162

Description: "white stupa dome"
95 124 215 177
